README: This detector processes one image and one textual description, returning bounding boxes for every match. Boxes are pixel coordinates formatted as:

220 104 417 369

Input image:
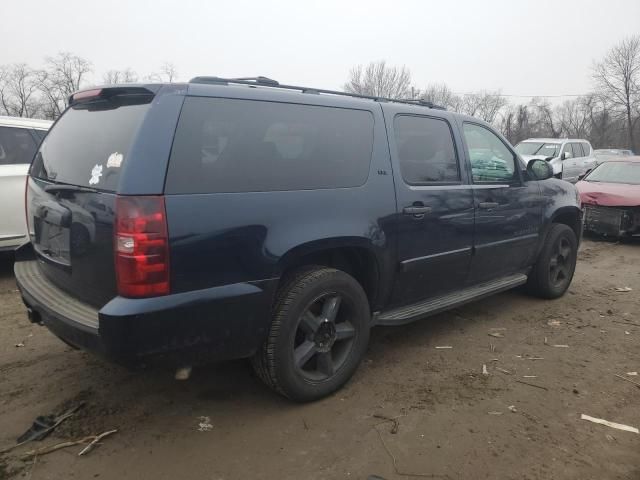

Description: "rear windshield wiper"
44 184 100 194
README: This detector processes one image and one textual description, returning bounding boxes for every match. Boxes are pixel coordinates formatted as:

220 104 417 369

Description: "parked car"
515 138 597 183
594 148 634 157
576 158 640 237
0 116 52 252
14 78 582 401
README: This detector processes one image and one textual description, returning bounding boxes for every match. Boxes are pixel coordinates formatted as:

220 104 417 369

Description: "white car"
0 116 53 251
515 138 598 183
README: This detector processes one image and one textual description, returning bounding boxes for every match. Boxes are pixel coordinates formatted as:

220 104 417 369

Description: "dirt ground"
0 237 639 480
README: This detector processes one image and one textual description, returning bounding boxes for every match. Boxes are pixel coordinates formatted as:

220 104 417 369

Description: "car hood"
576 180 640 207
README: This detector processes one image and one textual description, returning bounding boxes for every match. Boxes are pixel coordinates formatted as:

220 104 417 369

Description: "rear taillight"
115 196 170 298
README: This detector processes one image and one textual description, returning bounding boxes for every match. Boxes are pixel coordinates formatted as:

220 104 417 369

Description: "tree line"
1 35 638 151
345 35 640 152
0 52 177 120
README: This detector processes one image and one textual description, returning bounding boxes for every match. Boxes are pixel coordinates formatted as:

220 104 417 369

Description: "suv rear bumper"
15 258 277 364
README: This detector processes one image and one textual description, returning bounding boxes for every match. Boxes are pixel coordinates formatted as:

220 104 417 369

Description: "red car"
576 158 640 237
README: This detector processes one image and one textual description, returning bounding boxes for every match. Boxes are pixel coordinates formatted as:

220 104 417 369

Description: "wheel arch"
276 238 382 310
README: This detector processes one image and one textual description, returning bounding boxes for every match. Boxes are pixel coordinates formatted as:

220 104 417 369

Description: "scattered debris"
515 380 548 391
625 331 631 335
435 346 452 349
544 337 548 345
373 423 440 478
523 375 538 378
482 364 489 376
489 328 507 331
580 414 639 434
488 411 503 415
552 344 569 348
197 416 213 432
516 355 544 360
547 320 562 327
614 374 640 389
15 343 25 348
21 430 117 459
13 403 85 447
495 367 512 375
508 405 517 413
488 332 504 338
614 287 632 292
489 343 496 353
627 372 638 376
78 429 118 456
612 319 640 327
175 366 192 380
373 414 400 434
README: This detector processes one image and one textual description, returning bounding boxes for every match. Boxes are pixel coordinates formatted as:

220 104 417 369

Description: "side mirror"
527 158 553 181
561 151 572 160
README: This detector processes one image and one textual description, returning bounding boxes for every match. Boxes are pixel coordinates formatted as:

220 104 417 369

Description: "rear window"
31 102 151 191
165 97 374 193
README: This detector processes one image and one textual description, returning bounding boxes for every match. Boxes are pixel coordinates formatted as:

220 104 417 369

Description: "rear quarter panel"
164 97 398 309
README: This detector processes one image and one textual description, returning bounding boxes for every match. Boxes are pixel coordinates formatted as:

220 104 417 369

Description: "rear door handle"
478 202 499 209
403 205 432 215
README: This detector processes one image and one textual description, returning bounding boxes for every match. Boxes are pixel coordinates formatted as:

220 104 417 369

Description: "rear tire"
252 266 370 402
526 224 577 299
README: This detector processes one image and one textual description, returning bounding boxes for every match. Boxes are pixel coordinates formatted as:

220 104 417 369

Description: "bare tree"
147 62 178 83
344 61 412 99
103 68 138 84
420 83 462 110
0 64 41 117
459 91 507 125
37 52 93 119
593 35 640 151
557 97 591 138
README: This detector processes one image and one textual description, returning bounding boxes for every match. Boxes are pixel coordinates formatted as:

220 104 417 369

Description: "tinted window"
463 123 516 183
0 126 38 165
572 143 584 157
393 115 459 184
166 98 374 193
582 143 591 156
33 129 48 141
31 101 151 191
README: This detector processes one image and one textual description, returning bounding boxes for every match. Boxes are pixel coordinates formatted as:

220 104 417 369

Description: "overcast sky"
3 0 639 101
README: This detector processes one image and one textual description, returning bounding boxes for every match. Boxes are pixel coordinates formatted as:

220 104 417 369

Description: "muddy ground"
0 238 639 480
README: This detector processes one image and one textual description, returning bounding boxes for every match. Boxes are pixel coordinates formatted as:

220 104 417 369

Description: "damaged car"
577 158 640 237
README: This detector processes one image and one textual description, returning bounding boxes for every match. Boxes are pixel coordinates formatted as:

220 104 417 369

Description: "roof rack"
188 76 446 110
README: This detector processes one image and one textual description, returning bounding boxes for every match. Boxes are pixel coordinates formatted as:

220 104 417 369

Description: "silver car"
0 116 53 251
515 138 598 183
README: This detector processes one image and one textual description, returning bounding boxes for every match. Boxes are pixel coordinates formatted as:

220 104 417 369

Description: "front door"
459 122 543 284
386 112 475 307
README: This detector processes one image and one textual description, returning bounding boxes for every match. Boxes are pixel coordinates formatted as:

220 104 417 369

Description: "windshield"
515 142 560 158
31 99 151 191
585 161 640 185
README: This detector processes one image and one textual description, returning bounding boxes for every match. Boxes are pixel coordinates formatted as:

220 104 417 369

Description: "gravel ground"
0 237 639 480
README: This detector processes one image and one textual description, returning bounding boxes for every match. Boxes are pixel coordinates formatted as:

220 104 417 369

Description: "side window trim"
393 113 462 186
461 121 522 186
0 125 39 166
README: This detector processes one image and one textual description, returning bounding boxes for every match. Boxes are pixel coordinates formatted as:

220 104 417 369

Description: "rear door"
459 122 542 283
27 90 156 307
384 110 474 306
0 126 38 248
560 143 579 182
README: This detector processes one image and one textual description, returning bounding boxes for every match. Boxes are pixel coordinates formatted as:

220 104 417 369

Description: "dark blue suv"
14 77 582 401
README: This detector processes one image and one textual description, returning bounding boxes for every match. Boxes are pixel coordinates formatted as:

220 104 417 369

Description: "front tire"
526 224 577 299
252 267 370 402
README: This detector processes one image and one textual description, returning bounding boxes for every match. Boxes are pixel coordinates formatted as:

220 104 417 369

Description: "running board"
374 273 528 326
